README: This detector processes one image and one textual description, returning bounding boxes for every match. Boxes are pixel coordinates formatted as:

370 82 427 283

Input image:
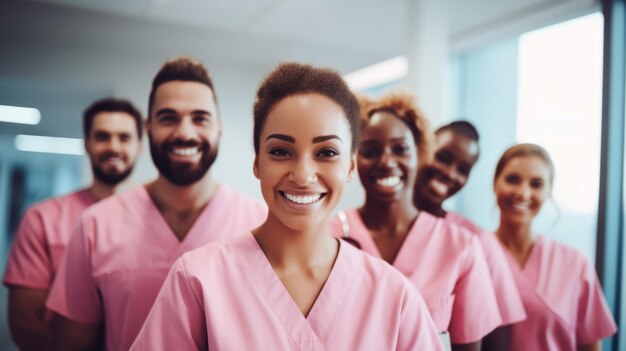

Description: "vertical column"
404 0 450 125
597 0 626 350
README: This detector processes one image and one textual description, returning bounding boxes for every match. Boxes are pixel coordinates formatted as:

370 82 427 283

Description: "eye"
531 179 545 189
504 174 521 184
93 133 109 141
158 114 177 124
119 134 131 142
268 147 291 158
457 164 470 177
392 144 410 156
435 150 452 165
193 114 210 124
359 144 380 159
317 148 339 158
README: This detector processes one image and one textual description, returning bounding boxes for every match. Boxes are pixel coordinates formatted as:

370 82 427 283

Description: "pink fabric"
46 185 267 351
130 234 444 351
503 236 617 350
4 189 95 290
331 209 502 344
446 211 526 326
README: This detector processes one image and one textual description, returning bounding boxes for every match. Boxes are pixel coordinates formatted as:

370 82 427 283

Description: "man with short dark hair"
47 57 267 351
4 97 143 350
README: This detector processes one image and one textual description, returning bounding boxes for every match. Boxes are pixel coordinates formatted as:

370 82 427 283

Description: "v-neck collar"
345 209 435 273
238 233 356 346
138 184 226 248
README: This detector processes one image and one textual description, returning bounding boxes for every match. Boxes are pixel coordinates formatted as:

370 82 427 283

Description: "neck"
496 218 534 254
146 172 217 212
88 178 133 202
360 194 418 235
416 195 445 217
254 214 338 270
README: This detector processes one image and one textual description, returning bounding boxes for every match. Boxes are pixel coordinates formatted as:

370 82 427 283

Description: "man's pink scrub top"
4 189 95 290
446 211 526 326
332 209 502 344
131 234 445 351
46 185 267 351
502 236 617 350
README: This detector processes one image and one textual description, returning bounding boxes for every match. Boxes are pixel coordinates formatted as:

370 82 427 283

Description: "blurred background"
0 0 624 349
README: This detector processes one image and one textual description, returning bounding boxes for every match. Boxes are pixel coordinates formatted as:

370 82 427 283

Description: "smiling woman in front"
130 62 443 350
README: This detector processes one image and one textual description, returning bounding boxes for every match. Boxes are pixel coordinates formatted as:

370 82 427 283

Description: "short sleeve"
575 259 617 344
448 236 502 344
130 258 207 351
46 215 102 323
397 281 445 350
478 232 526 325
3 208 53 289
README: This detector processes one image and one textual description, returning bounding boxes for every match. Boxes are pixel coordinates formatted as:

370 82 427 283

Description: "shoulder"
81 186 145 220
179 235 248 275
539 236 590 274
346 243 413 292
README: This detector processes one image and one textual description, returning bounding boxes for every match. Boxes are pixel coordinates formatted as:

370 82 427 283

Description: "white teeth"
512 202 530 211
376 176 401 188
172 147 199 156
283 193 322 205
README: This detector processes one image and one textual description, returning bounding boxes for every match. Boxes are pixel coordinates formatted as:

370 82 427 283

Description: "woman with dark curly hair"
332 91 501 351
131 64 443 350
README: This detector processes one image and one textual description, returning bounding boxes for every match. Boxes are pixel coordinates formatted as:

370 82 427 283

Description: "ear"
83 138 91 155
144 118 152 134
346 154 357 182
253 155 260 180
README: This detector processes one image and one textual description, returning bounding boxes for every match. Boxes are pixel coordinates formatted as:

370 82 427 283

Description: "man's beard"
150 138 218 186
91 154 134 185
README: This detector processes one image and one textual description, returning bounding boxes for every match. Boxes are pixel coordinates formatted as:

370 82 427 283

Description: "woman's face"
357 111 418 204
494 155 551 226
254 93 355 231
416 130 479 207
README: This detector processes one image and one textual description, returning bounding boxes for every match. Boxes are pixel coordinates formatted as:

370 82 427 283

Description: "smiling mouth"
510 201 531 212
376 176 401 188
170 146 200 157
428 178 450 197
280 191 327 205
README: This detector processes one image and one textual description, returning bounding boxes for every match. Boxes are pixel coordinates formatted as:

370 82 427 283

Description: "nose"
290 156 318 186
378 149 397 169
173 116 199 140
107 137 122 154
513 183 532 200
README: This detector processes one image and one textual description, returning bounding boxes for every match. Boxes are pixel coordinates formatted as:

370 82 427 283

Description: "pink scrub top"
130 233 445 351
4 189 95 290
446 211 526 326
331 209 502 344
502 236 617 350
46 185 267 351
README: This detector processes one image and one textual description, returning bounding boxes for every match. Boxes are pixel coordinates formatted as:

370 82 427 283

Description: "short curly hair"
359 91 432 164
253 62 360 155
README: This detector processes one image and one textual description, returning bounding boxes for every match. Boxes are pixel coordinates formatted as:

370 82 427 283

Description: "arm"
480 325 511 351
452 341 481 351
577 341 600 351
52 314 103 351
130 258 207 351
8 287 53 351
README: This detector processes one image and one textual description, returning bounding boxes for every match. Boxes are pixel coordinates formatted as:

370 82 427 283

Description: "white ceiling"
0 0 598 138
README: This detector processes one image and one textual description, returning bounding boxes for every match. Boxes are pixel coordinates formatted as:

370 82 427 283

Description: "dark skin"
358 113 480 351
415 129 479 217
416 129 513 351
